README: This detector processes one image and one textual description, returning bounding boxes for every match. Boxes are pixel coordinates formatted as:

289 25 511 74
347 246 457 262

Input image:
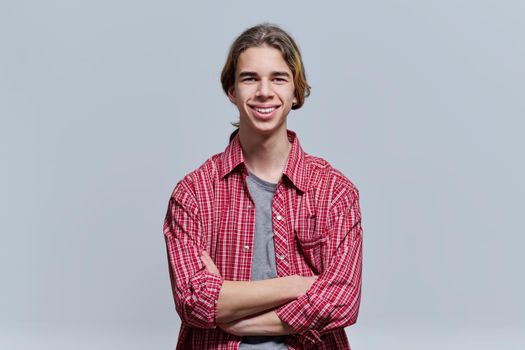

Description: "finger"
200 254 212 269
201 251 216 267
199 250 221 276
200 250 211 262
199 254 209 267
200 250 208 261
200 253 217 272
201 252 213 267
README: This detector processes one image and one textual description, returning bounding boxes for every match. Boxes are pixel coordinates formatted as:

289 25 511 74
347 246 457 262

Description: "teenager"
163 23 363 349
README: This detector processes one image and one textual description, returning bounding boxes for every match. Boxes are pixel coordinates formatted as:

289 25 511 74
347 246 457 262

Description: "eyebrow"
238 71 291 78
239 71 257 78
272 71 291 78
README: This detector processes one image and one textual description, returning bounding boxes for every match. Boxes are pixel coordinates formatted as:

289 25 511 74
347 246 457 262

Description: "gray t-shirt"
239 172 288 350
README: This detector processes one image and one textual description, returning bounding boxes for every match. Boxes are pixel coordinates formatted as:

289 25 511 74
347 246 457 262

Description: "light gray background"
1 0 524 349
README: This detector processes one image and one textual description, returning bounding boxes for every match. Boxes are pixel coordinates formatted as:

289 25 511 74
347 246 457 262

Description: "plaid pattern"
163 130 363 349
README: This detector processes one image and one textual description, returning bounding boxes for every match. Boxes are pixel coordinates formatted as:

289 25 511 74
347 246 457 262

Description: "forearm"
219 310 295 336
199 250 315 324
216 276 301 324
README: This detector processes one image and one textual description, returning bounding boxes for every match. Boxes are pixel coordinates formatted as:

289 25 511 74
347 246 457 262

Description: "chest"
199 173 330 280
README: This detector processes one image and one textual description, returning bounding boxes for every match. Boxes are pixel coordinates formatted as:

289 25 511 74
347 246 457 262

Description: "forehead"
236 45 291 75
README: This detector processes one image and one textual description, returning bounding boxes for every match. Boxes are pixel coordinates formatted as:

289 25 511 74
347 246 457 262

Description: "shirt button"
278 254 286 260
243 245 250 251
247 204 253 209
276 214 283 221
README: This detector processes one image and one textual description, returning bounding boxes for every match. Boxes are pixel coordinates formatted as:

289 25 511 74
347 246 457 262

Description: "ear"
292 96 298 106
227 86 236 104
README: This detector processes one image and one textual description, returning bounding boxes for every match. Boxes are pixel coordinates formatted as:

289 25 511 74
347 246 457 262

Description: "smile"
253 106 277 114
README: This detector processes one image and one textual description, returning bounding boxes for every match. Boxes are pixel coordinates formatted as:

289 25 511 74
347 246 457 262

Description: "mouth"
249 105 280 119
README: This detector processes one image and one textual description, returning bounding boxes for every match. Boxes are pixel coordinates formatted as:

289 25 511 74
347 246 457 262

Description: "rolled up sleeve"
276 186 363 346
163 182 224 329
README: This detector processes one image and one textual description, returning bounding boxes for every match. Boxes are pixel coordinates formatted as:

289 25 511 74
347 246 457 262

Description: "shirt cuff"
276 292 333 345
184 270 224 328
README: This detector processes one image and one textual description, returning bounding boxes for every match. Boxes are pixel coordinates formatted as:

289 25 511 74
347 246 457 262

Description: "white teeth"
255 107 276 114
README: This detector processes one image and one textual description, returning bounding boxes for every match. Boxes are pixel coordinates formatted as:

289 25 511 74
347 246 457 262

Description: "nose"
256 79 273 98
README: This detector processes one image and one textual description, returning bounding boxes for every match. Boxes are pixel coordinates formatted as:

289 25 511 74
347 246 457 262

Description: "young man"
163 24 363 349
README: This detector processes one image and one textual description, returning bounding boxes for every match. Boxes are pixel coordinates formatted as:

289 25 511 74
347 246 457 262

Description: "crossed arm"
199 250 317 336
164 182 362 343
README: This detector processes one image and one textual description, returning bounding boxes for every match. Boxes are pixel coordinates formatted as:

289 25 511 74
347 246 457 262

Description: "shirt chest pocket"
294 214 328 275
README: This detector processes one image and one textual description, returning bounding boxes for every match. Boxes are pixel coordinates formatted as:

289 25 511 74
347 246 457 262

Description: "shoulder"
171 152 224 205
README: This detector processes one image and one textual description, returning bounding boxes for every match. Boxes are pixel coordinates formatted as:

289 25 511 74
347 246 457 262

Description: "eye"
241 77 257 82
273 77 287 84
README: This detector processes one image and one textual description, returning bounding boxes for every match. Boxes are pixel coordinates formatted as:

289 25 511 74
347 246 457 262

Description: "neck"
238 127 292 184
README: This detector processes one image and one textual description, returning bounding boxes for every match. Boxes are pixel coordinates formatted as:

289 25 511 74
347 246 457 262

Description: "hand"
218 317 250 337
291 275 318 298
200 250 221 277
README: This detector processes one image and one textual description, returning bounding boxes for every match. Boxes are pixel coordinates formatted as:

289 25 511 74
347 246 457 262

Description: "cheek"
236 87 256 102
280 89 296 104
277 85 296 98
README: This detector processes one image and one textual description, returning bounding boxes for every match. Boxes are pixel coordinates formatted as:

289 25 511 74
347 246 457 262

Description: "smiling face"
228 45 297 137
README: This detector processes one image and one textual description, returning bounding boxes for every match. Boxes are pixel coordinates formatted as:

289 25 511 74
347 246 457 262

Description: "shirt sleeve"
163 180 224 329
276 185 363 346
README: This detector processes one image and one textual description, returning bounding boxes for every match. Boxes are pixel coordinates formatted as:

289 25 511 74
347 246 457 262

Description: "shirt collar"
218 129 308 193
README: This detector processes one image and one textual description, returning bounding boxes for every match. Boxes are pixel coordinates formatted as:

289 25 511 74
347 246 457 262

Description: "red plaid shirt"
163 130 363 349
